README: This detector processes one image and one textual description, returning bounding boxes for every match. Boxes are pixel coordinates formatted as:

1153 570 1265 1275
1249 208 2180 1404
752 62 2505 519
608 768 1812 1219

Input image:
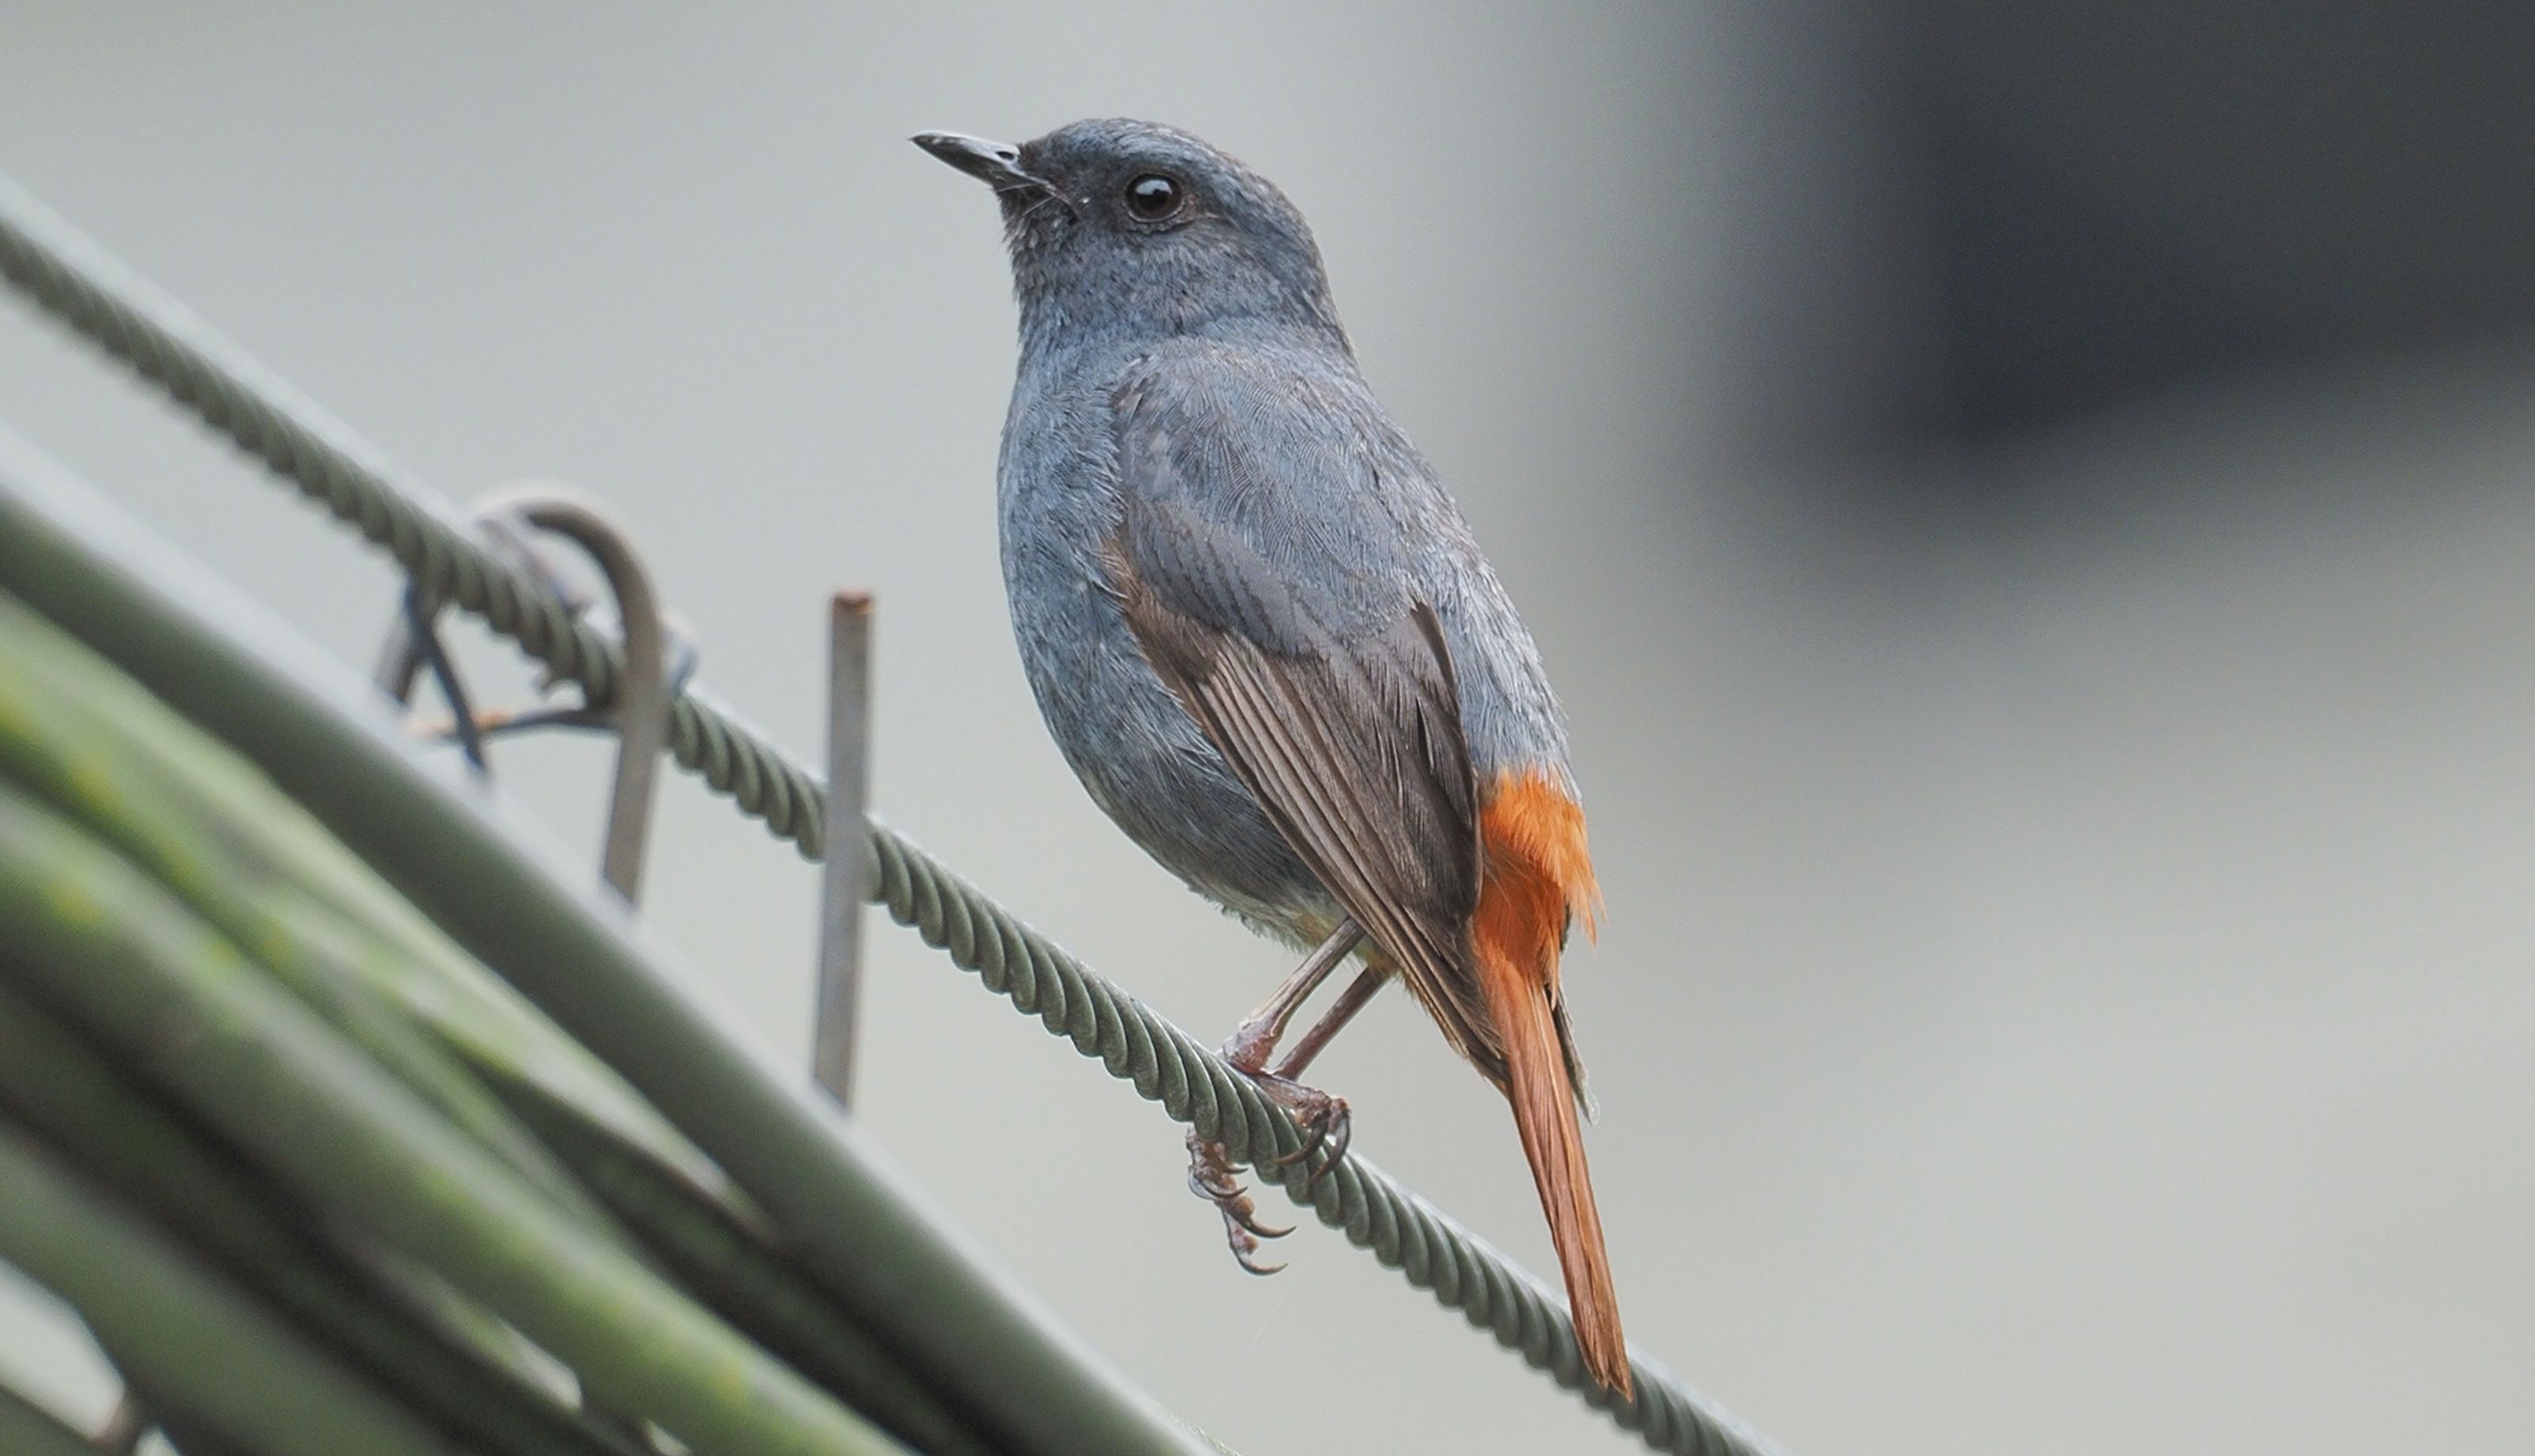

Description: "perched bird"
917 119 1629 1395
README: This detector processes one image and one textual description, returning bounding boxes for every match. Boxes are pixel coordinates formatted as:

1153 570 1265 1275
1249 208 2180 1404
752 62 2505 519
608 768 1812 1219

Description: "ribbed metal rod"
0 176 1789 1456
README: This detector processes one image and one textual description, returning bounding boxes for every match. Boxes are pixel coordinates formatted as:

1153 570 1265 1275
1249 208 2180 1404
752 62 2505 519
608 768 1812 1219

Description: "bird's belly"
1006 554 1334 943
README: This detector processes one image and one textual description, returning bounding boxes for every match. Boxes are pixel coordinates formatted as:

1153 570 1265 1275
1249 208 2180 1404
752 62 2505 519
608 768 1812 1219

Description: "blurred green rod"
150 1416 264 1456
0 584 727 1199
492 1069 1001 1456
0 784 909 1456
0 1129 455 1456
0 428 1217 1456
0 1379 104 1456
0 600 636 1249
0 978 652 1456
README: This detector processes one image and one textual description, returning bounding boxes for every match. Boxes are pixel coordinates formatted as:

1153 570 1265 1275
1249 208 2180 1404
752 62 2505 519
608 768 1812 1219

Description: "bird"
916 118 1629 1397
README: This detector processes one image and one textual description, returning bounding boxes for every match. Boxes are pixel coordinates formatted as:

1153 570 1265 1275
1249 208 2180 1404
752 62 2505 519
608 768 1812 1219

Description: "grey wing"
1104 353 1507 1081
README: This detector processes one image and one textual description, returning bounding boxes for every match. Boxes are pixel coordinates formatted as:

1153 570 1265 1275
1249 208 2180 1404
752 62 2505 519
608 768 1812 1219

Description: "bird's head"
915 119 1345 352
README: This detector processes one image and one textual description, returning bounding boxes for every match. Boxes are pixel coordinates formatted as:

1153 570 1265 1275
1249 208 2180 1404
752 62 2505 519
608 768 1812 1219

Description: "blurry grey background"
3 5 2531 1453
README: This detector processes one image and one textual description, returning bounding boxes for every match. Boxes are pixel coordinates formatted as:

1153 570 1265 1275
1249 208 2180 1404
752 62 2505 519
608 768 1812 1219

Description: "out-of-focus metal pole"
813 590 874 1107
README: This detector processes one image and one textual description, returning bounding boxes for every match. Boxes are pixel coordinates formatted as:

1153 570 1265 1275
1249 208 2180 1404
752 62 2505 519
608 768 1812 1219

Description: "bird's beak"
912 131 1046 195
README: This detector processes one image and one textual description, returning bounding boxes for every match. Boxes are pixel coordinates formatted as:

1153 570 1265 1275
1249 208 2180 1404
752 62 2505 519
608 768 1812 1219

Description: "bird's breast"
995 364 1333 941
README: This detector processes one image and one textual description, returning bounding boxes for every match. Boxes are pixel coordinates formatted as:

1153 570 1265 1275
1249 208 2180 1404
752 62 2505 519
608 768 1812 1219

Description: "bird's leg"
1218 918 1363 1072
1268 966 1385 1082
1255 967 1385 1178
1187 918 1362 1271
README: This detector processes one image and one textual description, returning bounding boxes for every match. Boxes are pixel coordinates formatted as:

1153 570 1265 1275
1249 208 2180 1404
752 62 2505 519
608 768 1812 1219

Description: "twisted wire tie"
0 174 1784 1456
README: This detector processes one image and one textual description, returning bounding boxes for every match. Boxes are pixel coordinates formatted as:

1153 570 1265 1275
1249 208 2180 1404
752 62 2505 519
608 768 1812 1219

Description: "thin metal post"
814 591 874 1107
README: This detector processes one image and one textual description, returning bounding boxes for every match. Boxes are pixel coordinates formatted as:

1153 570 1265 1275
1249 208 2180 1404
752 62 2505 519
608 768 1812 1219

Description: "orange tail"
1475 772 1629 1398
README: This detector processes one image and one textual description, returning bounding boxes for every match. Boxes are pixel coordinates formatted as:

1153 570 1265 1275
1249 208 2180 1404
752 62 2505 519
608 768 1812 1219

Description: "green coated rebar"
0 1379 103 1456
490 1068 1003 1456
0 977 652 1456
0 594 632 1244
0 783 910 1456
0 1129 458 1456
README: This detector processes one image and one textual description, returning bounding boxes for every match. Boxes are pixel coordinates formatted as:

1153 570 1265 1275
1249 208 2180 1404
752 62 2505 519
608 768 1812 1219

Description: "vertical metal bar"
813 591 874 1107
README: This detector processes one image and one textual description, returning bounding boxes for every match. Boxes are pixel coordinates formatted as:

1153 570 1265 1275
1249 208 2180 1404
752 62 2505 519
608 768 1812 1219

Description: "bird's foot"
1250 1071 1351 1186
1185 1127 1290 1275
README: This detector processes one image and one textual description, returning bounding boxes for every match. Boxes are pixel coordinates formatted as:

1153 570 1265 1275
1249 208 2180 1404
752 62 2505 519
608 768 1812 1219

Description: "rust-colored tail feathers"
1473 771 1629 1398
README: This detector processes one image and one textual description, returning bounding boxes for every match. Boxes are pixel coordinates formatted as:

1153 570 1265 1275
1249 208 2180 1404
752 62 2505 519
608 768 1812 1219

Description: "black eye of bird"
1124 174 1184 221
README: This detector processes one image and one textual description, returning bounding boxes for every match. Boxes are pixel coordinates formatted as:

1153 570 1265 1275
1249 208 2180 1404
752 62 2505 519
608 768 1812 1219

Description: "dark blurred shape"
1755 2 2535 456
1910 95 2303 442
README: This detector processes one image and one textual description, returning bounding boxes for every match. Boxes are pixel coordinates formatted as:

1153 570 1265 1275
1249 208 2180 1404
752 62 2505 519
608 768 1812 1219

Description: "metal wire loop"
369 482 674 906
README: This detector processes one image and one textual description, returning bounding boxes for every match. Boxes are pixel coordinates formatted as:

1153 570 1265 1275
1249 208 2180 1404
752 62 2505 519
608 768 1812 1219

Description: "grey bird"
916 118 1629 1395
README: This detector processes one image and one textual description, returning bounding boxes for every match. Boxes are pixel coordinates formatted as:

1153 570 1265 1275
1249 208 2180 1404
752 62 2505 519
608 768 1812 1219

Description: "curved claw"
1298 1105 1353 1188
1266 1095 1351 1190
1187 1161 1292 1238
1269 1114 1328 1169
1232 1240 1287 1277
1237 1205 1294 1239
1186 1157 1239 1200
1187 1130 1294 1272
